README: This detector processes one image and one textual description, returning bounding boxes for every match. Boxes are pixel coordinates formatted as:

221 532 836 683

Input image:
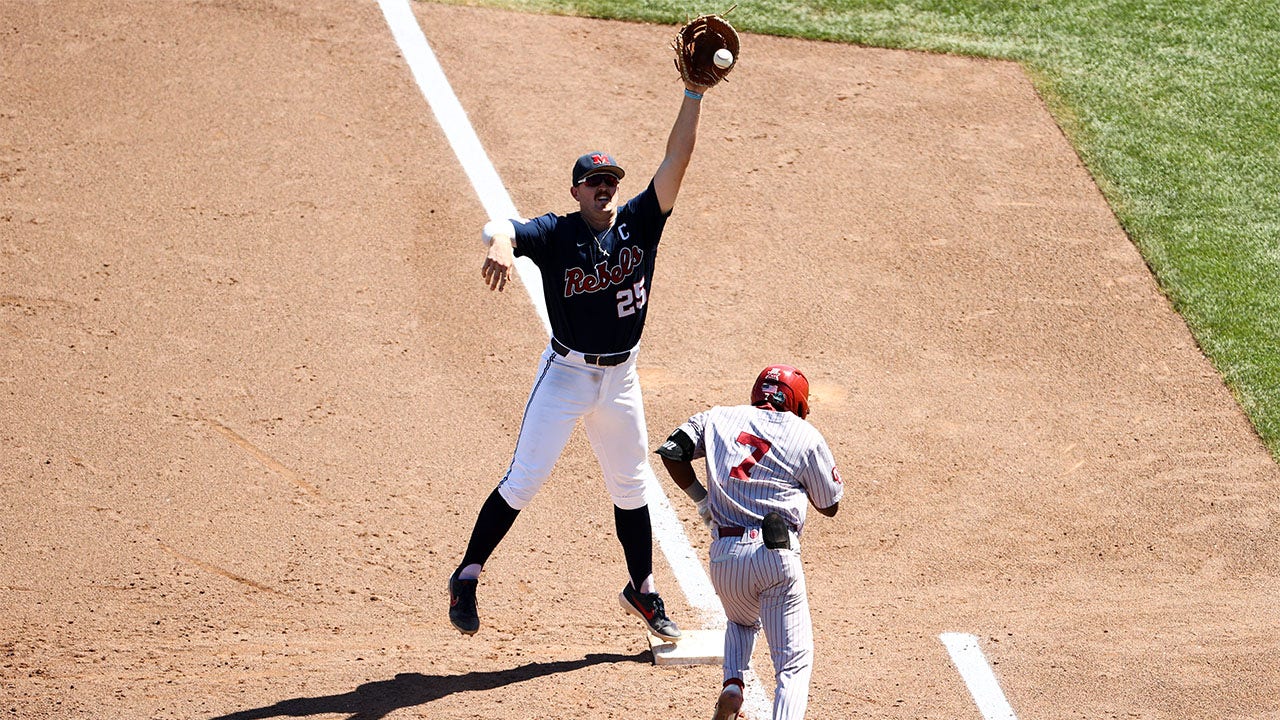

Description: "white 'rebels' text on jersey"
677 405 843 534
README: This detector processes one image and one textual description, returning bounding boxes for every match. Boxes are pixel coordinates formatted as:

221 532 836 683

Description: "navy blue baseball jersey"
513 181 670 354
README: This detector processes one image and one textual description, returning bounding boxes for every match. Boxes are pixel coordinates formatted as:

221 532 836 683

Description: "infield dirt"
3 1 1278 718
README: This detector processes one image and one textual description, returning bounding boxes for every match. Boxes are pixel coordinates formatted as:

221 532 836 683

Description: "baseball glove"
672 7 740 88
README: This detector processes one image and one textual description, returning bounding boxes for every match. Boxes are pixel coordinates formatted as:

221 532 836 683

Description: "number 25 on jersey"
616 280 647 317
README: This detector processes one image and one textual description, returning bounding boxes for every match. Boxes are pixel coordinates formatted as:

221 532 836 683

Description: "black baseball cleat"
448 569 480 636
619 584 682 641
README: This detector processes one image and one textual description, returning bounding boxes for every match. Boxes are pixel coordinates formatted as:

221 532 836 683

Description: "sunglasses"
580 174 619 188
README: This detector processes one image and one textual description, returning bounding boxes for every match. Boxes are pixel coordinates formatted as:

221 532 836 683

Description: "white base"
648 628 724 666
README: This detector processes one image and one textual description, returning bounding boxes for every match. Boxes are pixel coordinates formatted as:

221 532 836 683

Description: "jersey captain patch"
564 245 645 297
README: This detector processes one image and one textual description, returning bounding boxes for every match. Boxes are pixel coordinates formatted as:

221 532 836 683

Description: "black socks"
614 504 653 592
459 488 521 572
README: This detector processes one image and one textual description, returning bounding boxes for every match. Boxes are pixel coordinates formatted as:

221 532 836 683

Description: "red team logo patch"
832 467 842 485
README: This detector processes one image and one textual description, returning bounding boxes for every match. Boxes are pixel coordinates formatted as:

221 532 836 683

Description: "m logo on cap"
573 151 625 184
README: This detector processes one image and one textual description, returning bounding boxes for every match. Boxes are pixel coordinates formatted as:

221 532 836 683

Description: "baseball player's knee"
772 642 813 673
611 493 646 511
496 481 538 511
607 478 648 510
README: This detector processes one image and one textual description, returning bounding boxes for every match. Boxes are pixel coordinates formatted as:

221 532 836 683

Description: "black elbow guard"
655 428 695 462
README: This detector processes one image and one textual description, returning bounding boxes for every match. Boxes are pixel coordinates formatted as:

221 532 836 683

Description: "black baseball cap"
572 152 626 185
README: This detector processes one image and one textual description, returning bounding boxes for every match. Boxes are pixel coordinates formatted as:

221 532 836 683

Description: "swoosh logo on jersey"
564 245 644 297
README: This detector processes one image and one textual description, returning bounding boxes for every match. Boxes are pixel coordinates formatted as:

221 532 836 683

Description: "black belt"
718 517 793 550
551 338 631 367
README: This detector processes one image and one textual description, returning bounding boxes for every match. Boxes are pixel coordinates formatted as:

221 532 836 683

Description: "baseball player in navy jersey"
447 77 717 642
656 365 844 720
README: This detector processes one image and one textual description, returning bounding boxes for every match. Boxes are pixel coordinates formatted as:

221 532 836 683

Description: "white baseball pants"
710 531 813 720
496 343 652 511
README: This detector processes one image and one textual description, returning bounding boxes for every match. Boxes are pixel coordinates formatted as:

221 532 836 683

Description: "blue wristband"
684 88 703 101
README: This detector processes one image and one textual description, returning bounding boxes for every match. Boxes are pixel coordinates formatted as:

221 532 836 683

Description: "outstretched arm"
480 219 517 292
652 83 708 214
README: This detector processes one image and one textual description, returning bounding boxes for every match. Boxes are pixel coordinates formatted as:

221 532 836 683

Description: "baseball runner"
446 72 722 642
656 366 844 720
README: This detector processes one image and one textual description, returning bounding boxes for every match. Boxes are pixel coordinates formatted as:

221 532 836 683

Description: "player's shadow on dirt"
207 651 648 720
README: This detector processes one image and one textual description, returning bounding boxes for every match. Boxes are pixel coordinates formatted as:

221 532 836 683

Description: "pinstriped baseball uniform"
673 405 843 720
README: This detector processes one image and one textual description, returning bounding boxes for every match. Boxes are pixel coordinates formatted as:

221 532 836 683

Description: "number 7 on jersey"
730 432 772 480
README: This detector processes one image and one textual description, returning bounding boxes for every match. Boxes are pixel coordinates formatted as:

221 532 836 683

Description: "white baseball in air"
714 48 734 69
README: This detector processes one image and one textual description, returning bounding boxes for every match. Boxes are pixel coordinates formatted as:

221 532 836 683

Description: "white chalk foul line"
940 632 1019 720
376 0 549 335
377 3 768 717
376 0 720 621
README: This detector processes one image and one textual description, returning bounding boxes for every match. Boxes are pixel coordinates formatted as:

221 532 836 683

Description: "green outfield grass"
439 0 1280 459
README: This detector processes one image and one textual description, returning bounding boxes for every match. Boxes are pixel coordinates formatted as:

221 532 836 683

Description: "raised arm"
652 83 708 214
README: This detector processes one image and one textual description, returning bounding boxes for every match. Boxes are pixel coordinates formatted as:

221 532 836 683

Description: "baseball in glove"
672 6 740 88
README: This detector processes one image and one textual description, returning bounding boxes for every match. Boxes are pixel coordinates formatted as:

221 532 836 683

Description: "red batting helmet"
751 365 810 419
